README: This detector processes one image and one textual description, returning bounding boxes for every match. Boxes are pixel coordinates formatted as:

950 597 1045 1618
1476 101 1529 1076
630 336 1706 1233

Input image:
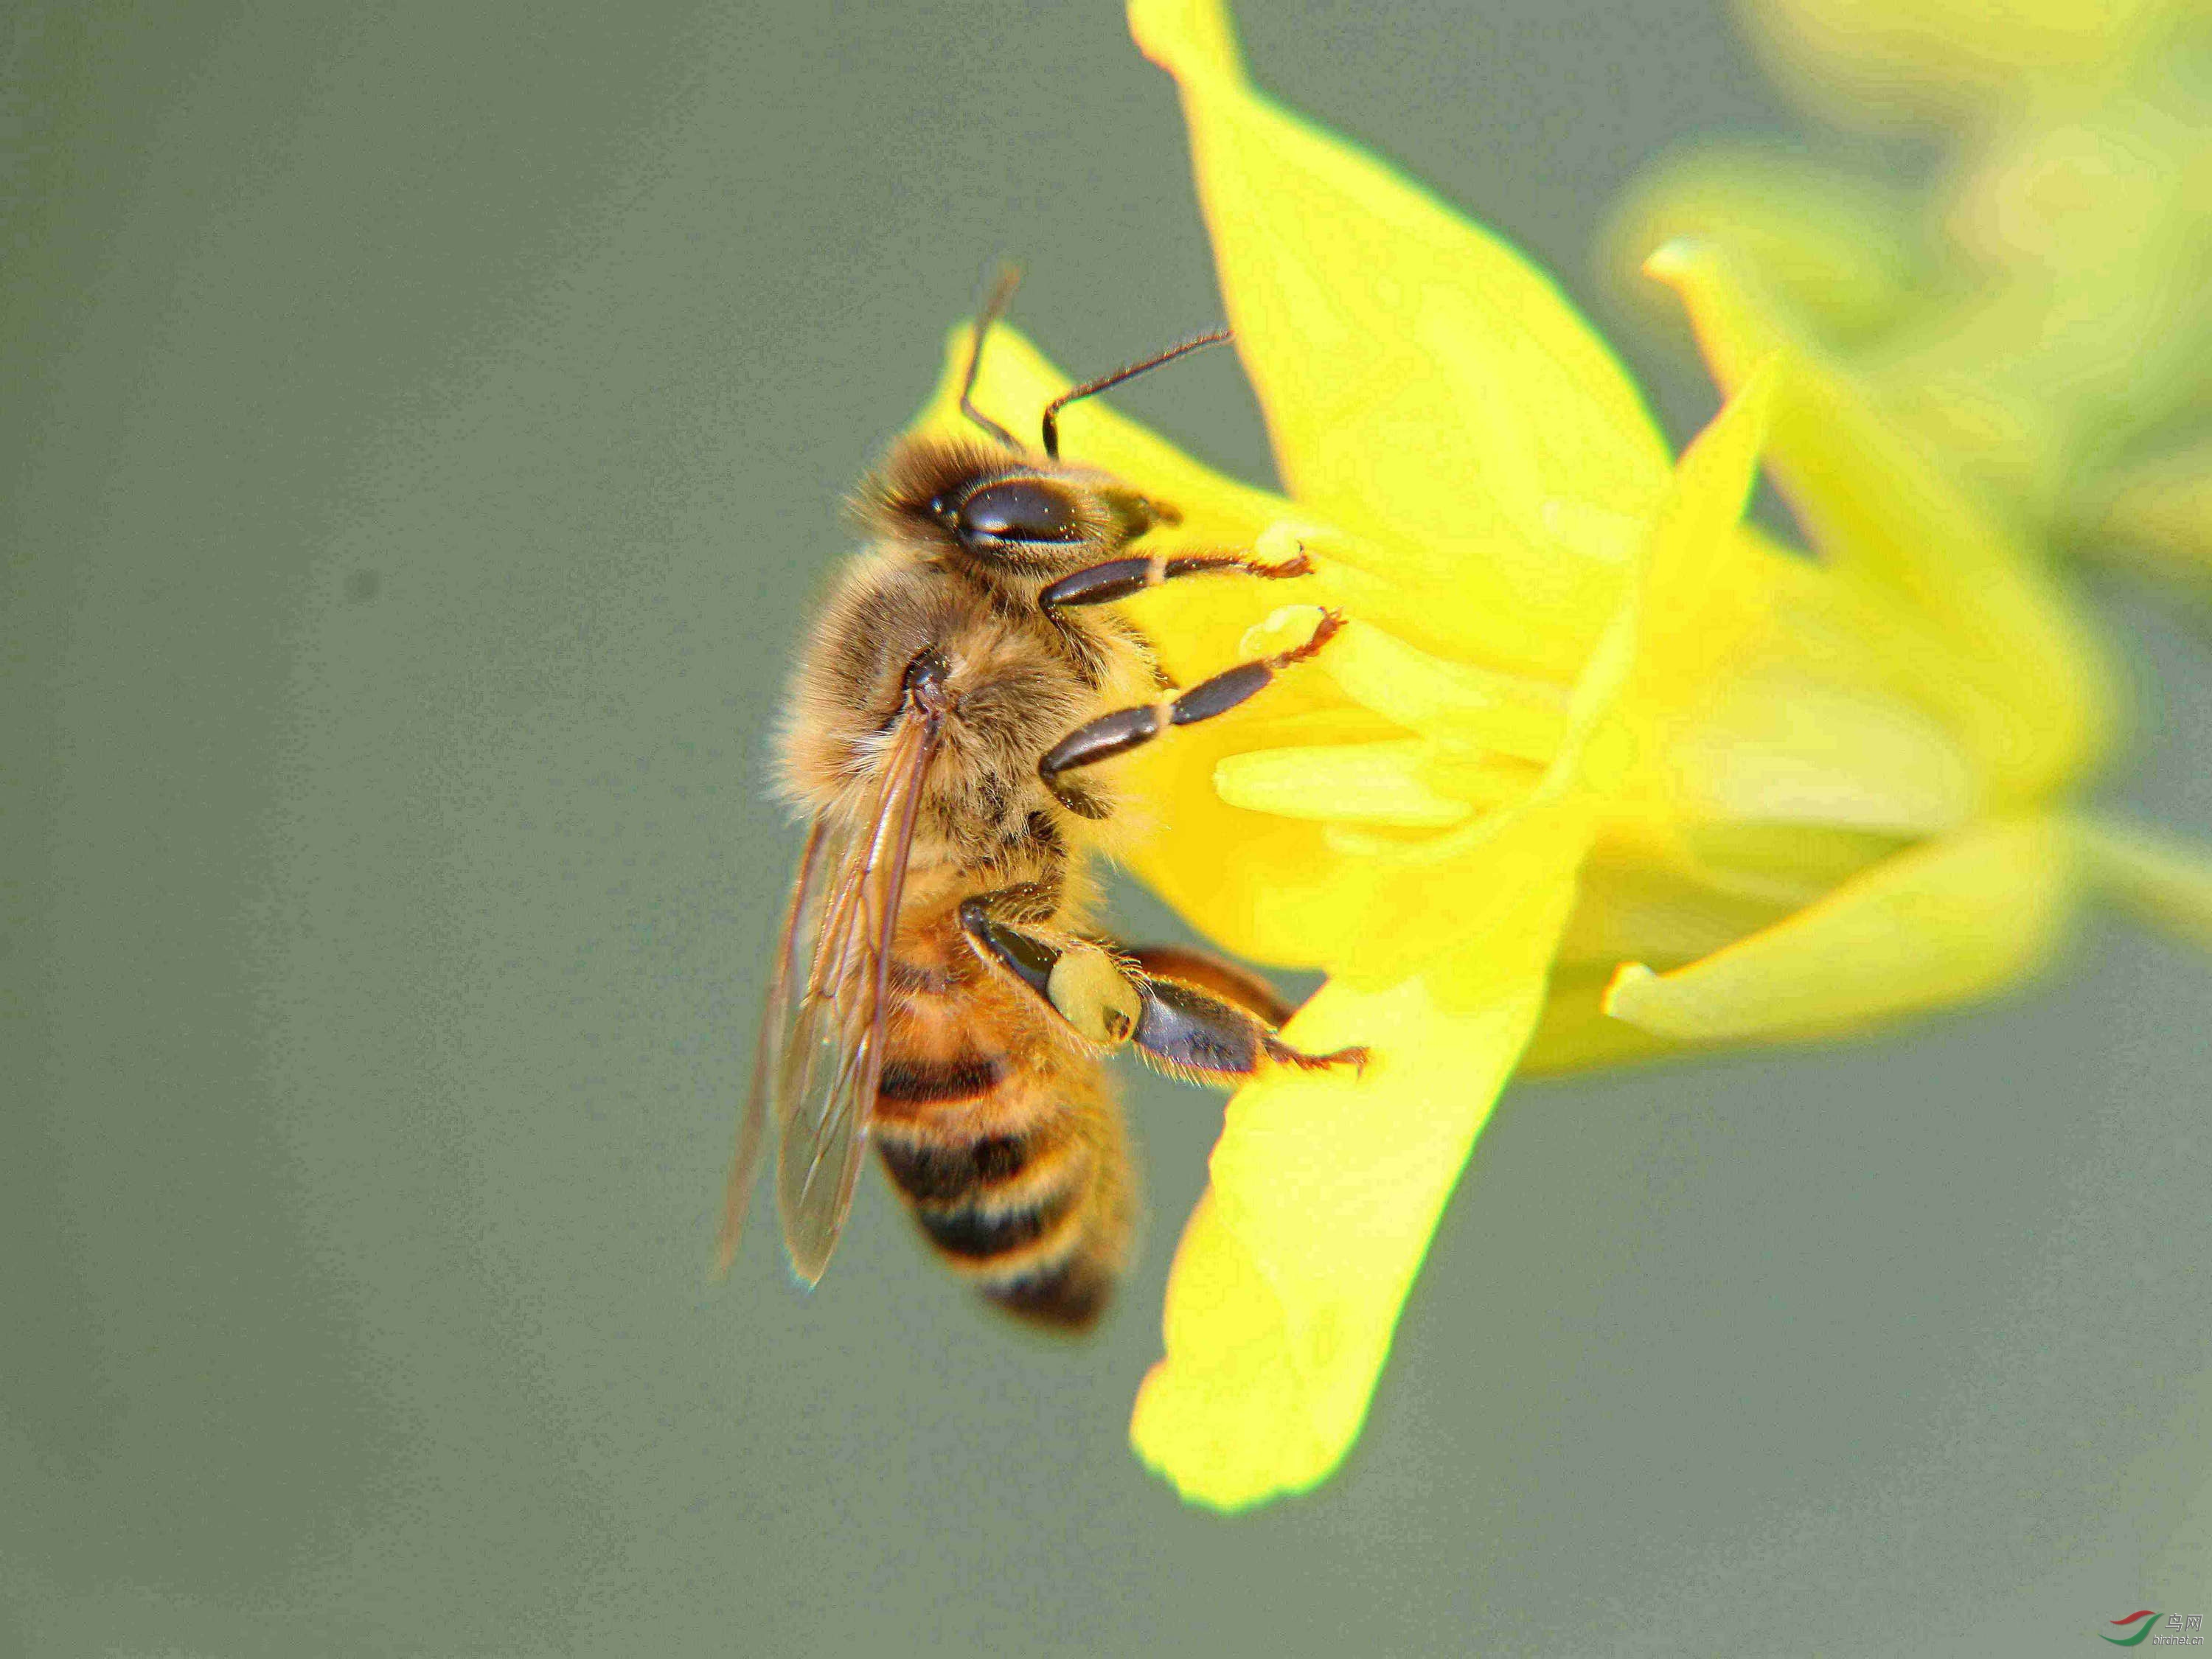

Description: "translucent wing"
773 707 941 1284
715 815 839 1277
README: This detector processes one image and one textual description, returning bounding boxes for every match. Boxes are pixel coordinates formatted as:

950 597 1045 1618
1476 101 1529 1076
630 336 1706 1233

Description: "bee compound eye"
956 479 1084 547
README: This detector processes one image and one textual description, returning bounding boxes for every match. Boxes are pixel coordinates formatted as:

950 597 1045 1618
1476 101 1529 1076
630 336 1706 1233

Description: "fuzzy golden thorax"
779 434 1170 874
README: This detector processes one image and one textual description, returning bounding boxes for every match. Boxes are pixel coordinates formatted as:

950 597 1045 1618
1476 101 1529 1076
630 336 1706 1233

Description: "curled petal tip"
1128 0 1247 83
1599 961 1658 1021
1641 236 1708 285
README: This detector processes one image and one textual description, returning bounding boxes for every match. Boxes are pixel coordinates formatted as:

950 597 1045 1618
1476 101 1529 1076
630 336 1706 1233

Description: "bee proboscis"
717 271 1365 1328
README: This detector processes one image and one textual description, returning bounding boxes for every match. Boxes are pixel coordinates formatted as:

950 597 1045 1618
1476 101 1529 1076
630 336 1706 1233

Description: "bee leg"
959 893 1142 1051
1121 945 1296 1026
1037 610 1344 815
1044 546 1311 695
1122 970 1368 1087
961 897 1366 1084
1037 547 1315 618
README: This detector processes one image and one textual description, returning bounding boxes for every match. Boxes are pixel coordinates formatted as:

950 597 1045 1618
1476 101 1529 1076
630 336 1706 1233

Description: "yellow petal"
1227 465 1641 989
1518 971 1682 1076
1680 819 1910 909
1214 740 1471 828
1234 354 1693 989
1318 619 1570 762
1603 815 2082 1041
2076 816 2212 953
1627 355 1778 700
2084 437 2212 594
1624 364 1982 842
1297 369 1775 939
1669 669 1979 834
1554 857 1792 972
1131 911 1570 1510
1242 517 1610 686
1743 0 2168 128
1944 96 2207 279
1129 0 1668 678
1603 149 1918 345
1646 239 2117 806
1498 354 1775 881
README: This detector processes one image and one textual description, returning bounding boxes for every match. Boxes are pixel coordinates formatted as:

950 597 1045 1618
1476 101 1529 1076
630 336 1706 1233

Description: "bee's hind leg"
1121 944 1296 1026
1117 959 1367 1088
959 897 1365 1084
959 890 1143 1051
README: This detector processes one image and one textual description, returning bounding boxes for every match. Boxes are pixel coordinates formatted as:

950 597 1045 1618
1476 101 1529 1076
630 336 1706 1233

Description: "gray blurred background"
7 1 2210 1653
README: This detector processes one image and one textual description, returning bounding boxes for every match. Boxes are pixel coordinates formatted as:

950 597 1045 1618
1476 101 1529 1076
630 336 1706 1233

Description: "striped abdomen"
869 917 1133 1330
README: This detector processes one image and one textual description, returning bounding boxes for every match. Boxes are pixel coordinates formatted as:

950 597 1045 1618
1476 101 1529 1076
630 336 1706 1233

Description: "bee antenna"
959 262 1024 451
1040 324 1233 460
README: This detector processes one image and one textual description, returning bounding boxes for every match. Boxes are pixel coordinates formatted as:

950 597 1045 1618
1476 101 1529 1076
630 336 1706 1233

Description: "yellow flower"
1734 0 2194 127
1608 0 2212 585
1737 0 2185 126
900 0 2212 1510
2092 435 2212 598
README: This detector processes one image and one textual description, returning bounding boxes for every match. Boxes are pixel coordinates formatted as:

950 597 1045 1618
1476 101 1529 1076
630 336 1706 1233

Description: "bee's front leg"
1036 547 1314 617
1036 610 1344 816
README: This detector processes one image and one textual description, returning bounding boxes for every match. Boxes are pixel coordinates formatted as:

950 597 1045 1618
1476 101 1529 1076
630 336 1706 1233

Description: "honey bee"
716 272 1365 1329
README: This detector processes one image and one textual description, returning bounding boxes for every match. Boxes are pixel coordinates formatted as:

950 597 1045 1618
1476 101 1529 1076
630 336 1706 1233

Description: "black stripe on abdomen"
984 1256 1112 1330
876 1053 1004 1107
876 1131 1029 1205
916 1184 1075 1261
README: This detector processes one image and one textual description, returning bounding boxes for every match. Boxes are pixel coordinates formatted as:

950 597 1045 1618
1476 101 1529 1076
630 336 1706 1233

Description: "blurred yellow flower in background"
1607 0 2212 594
907 0 2212 1510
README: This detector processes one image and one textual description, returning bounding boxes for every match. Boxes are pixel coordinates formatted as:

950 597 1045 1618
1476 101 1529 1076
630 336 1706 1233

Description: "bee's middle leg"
1037 610 1344 817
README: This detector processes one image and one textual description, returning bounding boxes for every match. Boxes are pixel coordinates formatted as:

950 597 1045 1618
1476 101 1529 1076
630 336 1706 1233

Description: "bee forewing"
715 817 840 1277
773 708 939 1285
775 1008 870 1283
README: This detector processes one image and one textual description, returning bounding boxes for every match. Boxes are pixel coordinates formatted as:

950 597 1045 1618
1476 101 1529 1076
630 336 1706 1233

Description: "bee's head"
860 436 1176 580
852 282 1221 583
